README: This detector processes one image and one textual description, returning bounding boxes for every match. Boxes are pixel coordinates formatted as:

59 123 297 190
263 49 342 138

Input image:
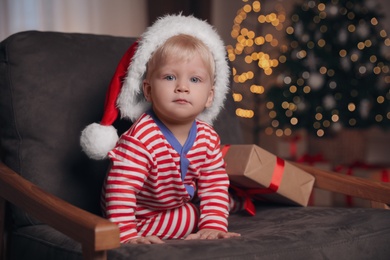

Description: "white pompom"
80 123 118 160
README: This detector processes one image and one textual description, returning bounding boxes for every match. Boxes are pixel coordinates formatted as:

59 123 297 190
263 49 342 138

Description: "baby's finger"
148 236 165 244
184 233 200 240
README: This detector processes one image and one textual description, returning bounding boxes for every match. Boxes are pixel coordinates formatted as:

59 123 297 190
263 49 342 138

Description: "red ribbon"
381 169 389 183
222 145 286 215
288 135 302 160
229 185 256 216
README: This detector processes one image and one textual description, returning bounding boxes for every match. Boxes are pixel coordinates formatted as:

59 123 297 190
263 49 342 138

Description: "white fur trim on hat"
80 123 118 160
117 14 230 125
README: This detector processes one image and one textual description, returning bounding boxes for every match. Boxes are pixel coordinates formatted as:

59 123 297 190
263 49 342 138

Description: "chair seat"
10 206 390 260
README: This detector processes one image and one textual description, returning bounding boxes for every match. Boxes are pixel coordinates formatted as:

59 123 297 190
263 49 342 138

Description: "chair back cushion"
0 31 135 226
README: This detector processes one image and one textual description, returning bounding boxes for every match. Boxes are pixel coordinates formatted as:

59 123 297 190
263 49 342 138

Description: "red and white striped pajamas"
101 112 230 243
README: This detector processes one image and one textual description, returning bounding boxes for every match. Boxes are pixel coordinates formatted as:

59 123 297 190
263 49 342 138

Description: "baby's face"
143 55 214 126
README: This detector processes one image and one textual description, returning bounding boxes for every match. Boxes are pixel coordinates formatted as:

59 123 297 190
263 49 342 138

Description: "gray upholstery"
1 31 390 260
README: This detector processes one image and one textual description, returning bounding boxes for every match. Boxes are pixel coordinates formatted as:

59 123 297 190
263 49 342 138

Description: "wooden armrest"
0 162 120 260
291 162 390 205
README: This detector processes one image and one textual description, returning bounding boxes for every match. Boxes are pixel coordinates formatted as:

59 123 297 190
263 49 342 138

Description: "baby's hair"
145 34 215 83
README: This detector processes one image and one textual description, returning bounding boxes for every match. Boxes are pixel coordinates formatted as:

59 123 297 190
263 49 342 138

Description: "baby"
81 14 240 244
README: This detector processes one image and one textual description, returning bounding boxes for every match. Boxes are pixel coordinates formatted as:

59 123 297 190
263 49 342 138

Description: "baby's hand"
185 229 241 240
126 235 164 244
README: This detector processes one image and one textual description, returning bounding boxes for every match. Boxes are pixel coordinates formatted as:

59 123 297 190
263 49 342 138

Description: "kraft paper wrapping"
222 145 315 206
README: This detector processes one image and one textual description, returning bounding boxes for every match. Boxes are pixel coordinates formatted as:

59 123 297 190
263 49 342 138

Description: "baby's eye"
190 77 200 83
164 75 175 81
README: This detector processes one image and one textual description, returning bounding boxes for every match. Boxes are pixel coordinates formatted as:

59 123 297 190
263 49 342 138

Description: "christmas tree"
266 0 390 137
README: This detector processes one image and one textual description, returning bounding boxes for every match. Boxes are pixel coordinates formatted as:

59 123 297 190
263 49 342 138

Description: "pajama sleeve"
103 135 151 243
196 140 230 232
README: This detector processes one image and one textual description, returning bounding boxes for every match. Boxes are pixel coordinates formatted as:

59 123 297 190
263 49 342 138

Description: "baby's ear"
205 87 215 108
143 80 152 102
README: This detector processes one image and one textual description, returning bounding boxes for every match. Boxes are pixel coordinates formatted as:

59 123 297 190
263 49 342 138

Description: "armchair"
1 31 390 260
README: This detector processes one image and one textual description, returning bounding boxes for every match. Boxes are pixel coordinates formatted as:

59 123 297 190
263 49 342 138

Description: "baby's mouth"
174 99 190 104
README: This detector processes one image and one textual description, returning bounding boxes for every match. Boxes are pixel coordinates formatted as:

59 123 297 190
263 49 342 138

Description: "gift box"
222 145 315 207
333 164 390 208
277 131 308 161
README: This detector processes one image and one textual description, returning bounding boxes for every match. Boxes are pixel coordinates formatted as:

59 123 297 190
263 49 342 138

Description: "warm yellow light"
275 129 284 137
348 24 356 32
297 50 307 59
264 68 273 75
286 26 294 34
315 113 323 120
339 49 347 57
348 103 356 111
232 93 242 102
266 102 274 109
303 86 311 93
371 17 378 25
243 4 252 13
253 1 261 12
357 42 365 50
268 13 277 22
228 53 236 61
255 36 265 45
269 111 277 119
265 34 273 42
284 128 292 136
331 114 339 122
316 129 325 137
290 117 298 125
245 56 253 63
289 85 297 93
377 96 385 104
375 115 383 122
288 103 297 111
318 3 325 11
318 39 326 47
351 53 359 62
250 85 265 94
236 108 254 118
373 67 381 74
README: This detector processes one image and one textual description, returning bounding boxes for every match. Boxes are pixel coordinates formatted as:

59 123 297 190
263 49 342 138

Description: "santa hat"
80 14 230 160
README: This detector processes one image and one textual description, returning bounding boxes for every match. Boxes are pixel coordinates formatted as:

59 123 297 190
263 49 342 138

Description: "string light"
228 0 286 126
